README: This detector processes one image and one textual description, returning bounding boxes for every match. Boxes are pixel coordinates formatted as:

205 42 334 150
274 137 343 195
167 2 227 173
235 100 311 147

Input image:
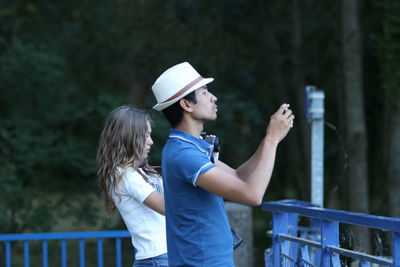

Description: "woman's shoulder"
115 167 151 195
118 167 142 180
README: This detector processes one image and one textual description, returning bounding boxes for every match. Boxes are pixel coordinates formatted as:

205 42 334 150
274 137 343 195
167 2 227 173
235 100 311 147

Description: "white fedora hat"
151 62 214 111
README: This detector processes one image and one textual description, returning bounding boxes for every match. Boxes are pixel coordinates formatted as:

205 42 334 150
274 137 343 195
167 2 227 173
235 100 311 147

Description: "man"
151 62 294 266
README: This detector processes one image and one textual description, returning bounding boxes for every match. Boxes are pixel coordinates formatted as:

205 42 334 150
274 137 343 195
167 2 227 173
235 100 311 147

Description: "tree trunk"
388 108 400 217
341 0 371 252
380 1 400 218
290 0 310 202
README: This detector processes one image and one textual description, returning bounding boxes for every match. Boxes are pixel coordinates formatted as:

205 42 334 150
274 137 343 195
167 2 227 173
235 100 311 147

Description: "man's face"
191 86 218 121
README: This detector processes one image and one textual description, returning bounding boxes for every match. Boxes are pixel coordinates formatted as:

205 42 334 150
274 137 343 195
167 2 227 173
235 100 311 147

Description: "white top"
113 167 167 260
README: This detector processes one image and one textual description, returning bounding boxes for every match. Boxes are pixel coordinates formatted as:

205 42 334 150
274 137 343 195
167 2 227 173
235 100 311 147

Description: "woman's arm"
143 191 165 215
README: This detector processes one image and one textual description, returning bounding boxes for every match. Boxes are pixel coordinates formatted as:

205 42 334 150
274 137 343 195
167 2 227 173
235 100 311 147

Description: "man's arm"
215 138 270 179
196 137 278 206
196 104 294 206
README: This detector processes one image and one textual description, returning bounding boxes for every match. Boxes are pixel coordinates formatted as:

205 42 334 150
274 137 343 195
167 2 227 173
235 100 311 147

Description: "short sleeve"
119 170 155 203
174 147 215 186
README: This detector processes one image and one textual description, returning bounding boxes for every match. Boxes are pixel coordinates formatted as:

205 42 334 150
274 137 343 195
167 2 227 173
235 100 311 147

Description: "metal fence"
262 199 400 267
0 230 131 267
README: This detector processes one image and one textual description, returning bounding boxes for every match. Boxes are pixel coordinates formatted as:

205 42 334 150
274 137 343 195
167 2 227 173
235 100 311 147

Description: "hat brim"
153 77 214 111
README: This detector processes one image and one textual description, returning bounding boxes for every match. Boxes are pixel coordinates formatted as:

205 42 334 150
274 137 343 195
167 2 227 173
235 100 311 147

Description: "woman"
97 106 168 267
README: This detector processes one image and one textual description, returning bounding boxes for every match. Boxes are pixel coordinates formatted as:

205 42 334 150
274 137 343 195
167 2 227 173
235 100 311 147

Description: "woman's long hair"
96 106 151 214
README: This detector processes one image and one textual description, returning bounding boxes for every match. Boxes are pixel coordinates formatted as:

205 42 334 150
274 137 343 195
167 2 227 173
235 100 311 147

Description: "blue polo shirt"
162 129 234 267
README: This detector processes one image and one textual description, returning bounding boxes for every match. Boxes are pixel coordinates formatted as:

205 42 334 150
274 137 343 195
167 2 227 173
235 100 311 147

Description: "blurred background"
1 0 399 265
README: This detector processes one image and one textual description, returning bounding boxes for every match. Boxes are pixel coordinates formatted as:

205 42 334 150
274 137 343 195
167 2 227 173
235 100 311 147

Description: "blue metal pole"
287 213 299 261
5 242 12 267
97 239 104 267
42 240 48 267
61 239 67 267
24 241 30 267
116 238 122 267
308 86 325 208
272 212 288 266
393 231 400 267
320 220 340 266
79 239 85 267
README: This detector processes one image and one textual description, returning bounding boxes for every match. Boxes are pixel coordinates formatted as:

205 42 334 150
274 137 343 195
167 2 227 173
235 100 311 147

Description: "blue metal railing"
262 199 400 267
0 230 131 267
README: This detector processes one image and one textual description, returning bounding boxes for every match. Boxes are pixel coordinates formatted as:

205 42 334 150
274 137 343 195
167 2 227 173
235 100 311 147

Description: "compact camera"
200 132 221 153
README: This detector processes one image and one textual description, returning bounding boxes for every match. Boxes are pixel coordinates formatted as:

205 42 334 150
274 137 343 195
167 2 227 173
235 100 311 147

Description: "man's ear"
179 98 193 112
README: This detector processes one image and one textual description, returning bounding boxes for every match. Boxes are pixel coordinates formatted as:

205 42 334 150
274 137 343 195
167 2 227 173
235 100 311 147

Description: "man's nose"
210 93 217 102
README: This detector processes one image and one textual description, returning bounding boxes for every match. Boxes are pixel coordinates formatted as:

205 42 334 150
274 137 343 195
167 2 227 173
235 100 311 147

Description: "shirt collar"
169 129 213 155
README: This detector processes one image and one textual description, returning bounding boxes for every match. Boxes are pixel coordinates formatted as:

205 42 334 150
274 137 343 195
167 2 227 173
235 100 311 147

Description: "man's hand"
266 103 295 144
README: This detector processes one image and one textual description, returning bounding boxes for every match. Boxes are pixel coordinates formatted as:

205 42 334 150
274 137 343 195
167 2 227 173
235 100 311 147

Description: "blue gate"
262 199 400 267
0 230 131 267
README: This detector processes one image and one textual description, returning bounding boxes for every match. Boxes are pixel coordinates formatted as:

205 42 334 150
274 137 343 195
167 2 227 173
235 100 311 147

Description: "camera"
200 132 221 153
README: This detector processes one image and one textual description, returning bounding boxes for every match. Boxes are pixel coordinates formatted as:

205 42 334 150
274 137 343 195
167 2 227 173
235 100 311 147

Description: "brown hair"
96 106 151 214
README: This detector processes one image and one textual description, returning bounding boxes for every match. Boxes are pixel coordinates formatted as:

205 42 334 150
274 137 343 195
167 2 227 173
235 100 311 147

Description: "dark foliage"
1 0 399 264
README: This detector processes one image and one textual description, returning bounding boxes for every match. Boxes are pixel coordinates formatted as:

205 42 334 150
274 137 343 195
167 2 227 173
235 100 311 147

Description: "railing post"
42 240 48 267
272 212 288 266
79 239 85 267
61 240 67 267
287 213 299 261
116 238 122 267
97 239 104 267
310 218 321 264
24 241 30 267
5 242 12 267
299 245 311 264
393 231 400 267
320 220 340 267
